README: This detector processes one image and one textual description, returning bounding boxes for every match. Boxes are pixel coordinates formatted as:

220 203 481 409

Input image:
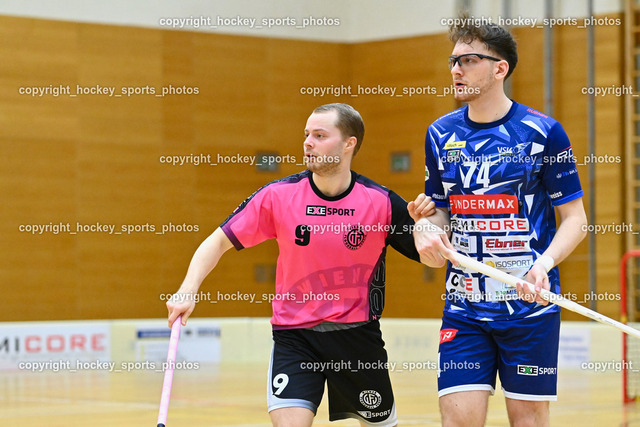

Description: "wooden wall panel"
0 13 625 321
350 34 455 318
0 16 349 321
551 24 590 321
510 27 544 109
592 22 625 319
0 18 80 320
511 21 624 320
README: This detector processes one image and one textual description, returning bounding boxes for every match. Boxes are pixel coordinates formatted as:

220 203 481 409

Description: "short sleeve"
540 123 584 206
424 126 447 207
220 185 277 250
386 190 421 262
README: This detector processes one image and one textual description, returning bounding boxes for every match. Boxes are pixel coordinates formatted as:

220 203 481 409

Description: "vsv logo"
497 142 531 156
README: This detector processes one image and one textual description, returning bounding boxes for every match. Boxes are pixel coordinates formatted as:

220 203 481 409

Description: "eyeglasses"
448 53 503 70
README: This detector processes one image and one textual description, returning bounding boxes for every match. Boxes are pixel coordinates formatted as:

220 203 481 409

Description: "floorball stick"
157 315 182 427
447 251 640 339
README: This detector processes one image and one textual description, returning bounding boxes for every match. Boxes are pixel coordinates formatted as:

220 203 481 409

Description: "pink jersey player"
221 169 420 328
166 103 434 427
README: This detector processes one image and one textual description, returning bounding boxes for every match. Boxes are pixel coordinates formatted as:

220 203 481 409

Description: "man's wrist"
414 217 445 234
534 255 555 273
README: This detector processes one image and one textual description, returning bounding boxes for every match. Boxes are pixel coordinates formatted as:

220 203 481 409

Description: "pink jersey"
221 170 420 329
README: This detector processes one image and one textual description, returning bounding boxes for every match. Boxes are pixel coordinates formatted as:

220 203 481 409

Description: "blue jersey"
424 102 583 320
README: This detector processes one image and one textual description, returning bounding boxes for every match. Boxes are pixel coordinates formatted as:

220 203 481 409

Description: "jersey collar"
464 100 519 129
308 170 357 201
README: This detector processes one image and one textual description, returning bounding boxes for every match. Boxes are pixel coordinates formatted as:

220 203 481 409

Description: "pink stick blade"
157 315 182 426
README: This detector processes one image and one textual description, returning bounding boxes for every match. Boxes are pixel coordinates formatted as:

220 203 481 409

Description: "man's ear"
344 136 357 153
495 60 510 80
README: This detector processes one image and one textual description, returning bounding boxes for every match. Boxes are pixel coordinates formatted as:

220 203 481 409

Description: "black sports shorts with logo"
267 320 397 426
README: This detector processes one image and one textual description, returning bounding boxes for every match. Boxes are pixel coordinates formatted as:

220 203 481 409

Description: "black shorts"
267 320 397 426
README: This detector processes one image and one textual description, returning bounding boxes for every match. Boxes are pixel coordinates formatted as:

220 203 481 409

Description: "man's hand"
166 292 196 327
414 224 456 268
515 263 550 306
407 193 436 220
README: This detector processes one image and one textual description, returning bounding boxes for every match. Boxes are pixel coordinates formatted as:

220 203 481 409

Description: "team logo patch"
451 234 477 252
359 390 382 409
449 194 519 215
306 205 326 216
517 365 539 376
444 140 466 149
440 328 458 344
556 146 575 164
497 142 531 157
465 277 473 291
485 256 533 271
357 409 391 419
451 218 529 233
458 236 470 250
446 149 461 163
549 191 563 199
343 226 366 250
482 236 531 253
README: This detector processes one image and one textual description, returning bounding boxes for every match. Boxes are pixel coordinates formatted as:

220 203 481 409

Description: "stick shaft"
449 252 640 339
157 315 182 426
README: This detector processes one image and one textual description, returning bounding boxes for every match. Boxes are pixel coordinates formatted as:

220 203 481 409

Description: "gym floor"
3 362 639 426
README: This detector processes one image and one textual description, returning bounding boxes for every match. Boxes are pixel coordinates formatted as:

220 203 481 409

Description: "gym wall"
0 13 623 321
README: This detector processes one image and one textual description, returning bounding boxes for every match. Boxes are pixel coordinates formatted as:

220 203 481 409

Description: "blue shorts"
438 311 560 401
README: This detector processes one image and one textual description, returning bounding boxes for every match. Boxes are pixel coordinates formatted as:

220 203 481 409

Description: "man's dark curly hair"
449 13 518 79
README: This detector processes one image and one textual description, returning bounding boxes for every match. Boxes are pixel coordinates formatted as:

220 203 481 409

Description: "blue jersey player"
411 16 588 427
